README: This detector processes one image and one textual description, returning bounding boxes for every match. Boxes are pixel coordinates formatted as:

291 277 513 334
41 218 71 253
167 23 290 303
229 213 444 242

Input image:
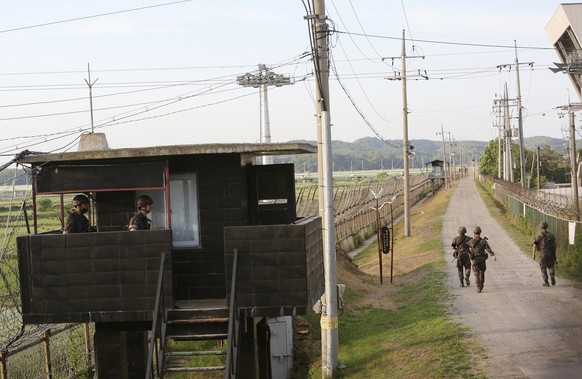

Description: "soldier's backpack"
457 235 470 260
541 232 557 253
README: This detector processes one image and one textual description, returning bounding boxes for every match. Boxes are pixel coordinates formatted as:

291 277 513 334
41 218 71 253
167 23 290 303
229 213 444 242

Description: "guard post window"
170 173 200 247
248 164 296 225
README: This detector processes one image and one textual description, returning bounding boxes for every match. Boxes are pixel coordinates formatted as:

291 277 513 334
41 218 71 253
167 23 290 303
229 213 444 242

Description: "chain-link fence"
1 324 94 379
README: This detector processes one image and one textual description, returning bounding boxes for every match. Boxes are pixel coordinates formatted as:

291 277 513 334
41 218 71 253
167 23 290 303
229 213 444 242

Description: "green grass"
333 263 483 379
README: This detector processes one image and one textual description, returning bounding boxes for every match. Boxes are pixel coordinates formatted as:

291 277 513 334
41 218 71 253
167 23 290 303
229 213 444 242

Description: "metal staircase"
163 306 229 376
146 250 242 379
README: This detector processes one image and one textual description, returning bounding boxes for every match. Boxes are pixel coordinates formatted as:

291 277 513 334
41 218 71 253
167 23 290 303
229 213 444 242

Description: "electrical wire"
334 30 555 50
0 0 191 35
329 49 399 149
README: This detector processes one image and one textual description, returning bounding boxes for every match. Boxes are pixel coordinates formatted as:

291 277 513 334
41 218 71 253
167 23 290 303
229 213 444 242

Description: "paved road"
441 179 582 378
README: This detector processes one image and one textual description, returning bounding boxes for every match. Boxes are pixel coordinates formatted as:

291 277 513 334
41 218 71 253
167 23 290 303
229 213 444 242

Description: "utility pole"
503 84 513 181
559 101 582 221
493 98 503 179
446 132 453 183
384 30 425 237
84 63 98 133
307 1 338 376
514 42 527 187
569 108 580 221
437 125 448 188
400 29 411 237
498 50 533 187
536 145 541 191
237 64 293 164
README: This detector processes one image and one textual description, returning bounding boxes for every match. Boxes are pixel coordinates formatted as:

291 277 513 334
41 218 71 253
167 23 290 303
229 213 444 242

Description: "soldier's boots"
543 281 550 287
551 276 556 286
465 276 470 286
477 286 482 293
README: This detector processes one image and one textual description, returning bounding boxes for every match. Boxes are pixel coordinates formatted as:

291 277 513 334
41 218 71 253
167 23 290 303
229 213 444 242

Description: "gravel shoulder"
441 178 582 378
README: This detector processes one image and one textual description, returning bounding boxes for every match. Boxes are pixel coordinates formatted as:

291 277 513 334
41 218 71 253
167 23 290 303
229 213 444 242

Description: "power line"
0 0 191 34
334 30 555 50
329 50 399 149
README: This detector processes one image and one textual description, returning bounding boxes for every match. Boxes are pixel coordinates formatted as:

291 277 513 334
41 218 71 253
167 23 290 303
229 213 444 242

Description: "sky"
0 0 578 163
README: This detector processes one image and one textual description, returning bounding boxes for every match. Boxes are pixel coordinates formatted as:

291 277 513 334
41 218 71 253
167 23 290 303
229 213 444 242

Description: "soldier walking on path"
532 221 557 287
467 226 497 293
452 226 471 287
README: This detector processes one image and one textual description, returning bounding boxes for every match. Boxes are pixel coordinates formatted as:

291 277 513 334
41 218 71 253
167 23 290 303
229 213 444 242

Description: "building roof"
16 142 317 164
546 3 582 44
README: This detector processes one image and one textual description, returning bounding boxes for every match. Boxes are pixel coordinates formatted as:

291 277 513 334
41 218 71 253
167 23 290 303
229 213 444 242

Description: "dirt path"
441 178 582 378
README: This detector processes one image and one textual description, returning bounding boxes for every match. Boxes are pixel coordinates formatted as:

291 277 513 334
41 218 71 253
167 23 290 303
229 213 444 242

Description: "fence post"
43 330 53 379
84 323 92 369
0 349 8 379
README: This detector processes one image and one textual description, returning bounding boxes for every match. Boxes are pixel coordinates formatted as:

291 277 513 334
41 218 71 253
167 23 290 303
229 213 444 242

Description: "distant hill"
277 136 571 173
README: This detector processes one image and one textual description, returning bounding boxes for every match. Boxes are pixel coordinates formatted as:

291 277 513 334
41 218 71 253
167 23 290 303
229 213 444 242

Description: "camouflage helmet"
137 195 154 208
473 226 482 235
539 221 548 229
72 194 89 207
458 226 467 234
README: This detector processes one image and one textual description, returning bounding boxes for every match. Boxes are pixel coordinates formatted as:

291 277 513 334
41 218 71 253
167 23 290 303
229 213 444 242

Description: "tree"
38 198 54 212
479 139 499 176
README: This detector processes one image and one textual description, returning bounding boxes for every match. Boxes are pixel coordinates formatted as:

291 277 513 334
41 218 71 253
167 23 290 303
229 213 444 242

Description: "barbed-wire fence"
480 175 578 220
297 174 433 249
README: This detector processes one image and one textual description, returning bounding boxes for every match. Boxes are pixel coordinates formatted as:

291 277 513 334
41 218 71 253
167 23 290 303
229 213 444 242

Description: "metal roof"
16 142 317 164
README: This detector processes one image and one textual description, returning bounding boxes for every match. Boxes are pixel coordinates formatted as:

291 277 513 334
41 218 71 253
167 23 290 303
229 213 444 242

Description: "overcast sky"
0 0 577 162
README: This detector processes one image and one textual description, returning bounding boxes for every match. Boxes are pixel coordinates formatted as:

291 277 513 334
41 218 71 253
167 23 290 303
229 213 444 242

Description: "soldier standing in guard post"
532 221 557 287
452 226 471 287
467 226 496 293
129 195 154 231
63 194 92 234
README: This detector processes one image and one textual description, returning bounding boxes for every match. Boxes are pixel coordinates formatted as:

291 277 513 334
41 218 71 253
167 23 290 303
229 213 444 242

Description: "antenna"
84 63 98 133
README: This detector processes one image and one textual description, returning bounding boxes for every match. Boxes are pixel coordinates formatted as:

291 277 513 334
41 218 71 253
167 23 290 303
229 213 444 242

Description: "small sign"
381 226 390 254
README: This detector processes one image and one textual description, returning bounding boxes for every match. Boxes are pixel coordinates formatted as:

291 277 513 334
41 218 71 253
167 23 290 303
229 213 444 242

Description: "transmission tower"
237 64 293 164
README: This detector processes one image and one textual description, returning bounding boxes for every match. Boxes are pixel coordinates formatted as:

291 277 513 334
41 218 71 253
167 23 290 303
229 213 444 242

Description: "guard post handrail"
145 253 167 379
224 249 239 379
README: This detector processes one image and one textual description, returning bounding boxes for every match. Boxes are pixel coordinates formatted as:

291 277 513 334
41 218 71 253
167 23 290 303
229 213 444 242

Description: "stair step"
169 333 228 341
166 350 226 357
165 365 225 373
168 317 228 324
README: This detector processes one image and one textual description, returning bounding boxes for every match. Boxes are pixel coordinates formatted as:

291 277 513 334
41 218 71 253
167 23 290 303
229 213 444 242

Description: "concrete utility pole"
237 64 293 164
498 48 534 187
84 63 98 133
449 136 457 182
437 126 448 188
308 0 339 376
559 101 582 221
400 30 411 237
514 42 527 187
569 109 580 221
384 30 425 237
503 84 513 181
536 146 541 191
493 98 503 179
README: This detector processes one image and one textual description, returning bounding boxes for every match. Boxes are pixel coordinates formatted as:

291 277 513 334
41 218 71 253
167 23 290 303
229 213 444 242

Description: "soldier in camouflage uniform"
532 221 557 287
451 226 471 287
63 194 92 234
129 195 153 231
467 226 496 293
